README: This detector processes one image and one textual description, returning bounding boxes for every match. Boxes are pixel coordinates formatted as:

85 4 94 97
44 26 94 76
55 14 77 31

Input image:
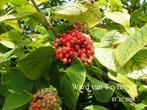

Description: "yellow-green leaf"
105 11 130 28
115 24 147 66
48 2 101 28
108 72 138 98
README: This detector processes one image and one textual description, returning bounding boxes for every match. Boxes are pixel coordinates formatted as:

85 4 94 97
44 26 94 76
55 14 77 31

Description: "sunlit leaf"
0 0 7 8
95 48 147 79
48 2 101 27
115 24 147 66
105 11 130 28
108 72 138 98
0 15 16 23
109 0 122 10
9 0 27 6
16 5 37 18
4 20 22 32
84 105 108 110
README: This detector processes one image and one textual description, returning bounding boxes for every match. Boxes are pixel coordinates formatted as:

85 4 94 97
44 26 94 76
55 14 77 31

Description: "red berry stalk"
52 29 94 65
29 87 61 110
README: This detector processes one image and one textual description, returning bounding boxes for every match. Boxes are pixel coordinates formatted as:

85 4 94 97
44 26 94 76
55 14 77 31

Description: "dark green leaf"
60 58 86 109
1 69 33 92
0 85 9 97
88 75 113 103
18 47 54 80
2 92 32 110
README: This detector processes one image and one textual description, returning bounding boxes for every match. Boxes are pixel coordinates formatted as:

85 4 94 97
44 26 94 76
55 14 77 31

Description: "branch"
31 0 57 36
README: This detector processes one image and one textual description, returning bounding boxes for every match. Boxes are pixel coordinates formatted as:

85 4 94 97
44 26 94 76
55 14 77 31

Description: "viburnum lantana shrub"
0 0 147 110
52 29 94 65
29 87 61 110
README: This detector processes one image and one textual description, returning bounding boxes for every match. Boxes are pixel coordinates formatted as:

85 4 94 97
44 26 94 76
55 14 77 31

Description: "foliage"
0 0 147 110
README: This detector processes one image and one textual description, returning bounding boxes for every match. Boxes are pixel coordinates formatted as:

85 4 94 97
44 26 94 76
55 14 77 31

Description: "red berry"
87 50 91 55
65 54 71 58
81 49 86 53
69 51 74 56
58 53 63 59
63 58 68 64
66 42 71 47
81 53 87 58
74 52 79 56
68 59 72 63
71 32 76 37
76 40 81 45
75 45 80 50
65 46 71 52
81 57 87 62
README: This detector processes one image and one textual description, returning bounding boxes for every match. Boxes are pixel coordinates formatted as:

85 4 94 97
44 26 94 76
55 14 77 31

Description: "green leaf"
49 3 87 15
48 2 101 27
35 0 48 4
131 103 147 110
1 69 33 92
0 40 15 49
84 105 108 110
0 50 14 63
132 8 147 24
4 20 22 32
108 72 138 98
95 48 117 71
109 0 122 10
0 0 7 9
100 30 127 46
0 30 22 48
88 75 113 103
0 85 9 97
0 15 16 23
2 92 32 110
95 48 147 79
115 24 147 66
16 5 36 18
105 11 130 28
96 0 108 8
138 85 147 93
18 47 54 80
60 58 86 109
35 25 48 35
122 50 147 79
9 0 27 7
89 27 107 41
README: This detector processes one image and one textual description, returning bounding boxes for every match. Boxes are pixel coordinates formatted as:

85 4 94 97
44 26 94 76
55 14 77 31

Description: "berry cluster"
52 29 94 65
29 87 60 110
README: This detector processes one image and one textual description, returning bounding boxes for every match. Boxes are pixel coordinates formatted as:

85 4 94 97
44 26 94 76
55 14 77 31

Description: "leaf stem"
31 0 57 36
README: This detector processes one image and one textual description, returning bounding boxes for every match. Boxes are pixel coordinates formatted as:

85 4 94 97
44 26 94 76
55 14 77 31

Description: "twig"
31 0 57 36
